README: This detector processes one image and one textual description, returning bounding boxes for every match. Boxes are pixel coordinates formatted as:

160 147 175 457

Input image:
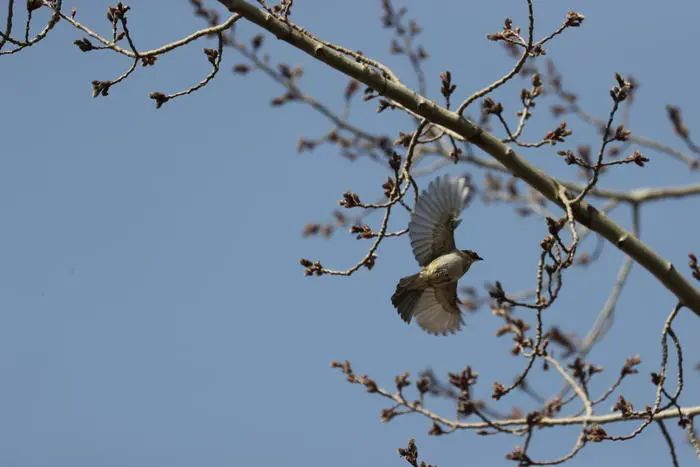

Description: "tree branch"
218 0 700 316
371 382 699 430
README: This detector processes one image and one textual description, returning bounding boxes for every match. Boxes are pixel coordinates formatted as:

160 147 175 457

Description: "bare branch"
217 0 700 315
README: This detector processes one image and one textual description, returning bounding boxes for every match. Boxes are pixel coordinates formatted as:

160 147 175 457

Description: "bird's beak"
475 254 484 261
453 218 462 229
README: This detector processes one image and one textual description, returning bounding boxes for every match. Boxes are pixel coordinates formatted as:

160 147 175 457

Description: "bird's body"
391 176 481 335
399 250 475 290
423 250 475 285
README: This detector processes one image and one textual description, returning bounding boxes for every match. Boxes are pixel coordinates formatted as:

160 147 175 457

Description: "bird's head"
460 250 483 264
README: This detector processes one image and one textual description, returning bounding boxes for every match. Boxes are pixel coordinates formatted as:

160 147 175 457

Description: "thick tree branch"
219 0 700 316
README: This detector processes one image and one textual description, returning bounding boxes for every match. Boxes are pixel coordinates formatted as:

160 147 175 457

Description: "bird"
391 175 482 335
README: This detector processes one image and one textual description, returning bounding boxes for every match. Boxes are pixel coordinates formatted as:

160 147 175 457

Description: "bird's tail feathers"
391 273 424 323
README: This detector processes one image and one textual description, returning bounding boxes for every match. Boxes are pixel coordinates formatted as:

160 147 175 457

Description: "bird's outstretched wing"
408 175 470 266
412 283 463 335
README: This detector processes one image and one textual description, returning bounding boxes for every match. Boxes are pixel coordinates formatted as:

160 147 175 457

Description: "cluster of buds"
396 439 419 466
141 55 157 66
517 73 543 119
299 258 324 276
610 73 633 102
332 359 383 394
546 216 566 236
543 122 572 145
505 446 531 464
481 97 503 116
624 150 649 167
277 63 303 81
567 357 604 385
565 11 585 27
107 3 130 23
486 18 522 43
557 149 585 166
584 424 608 442
389 153 402 171
302 211 346 239
492 381 507 400
270 92 297 107
74 38 96 52
149 91 170 109
203 48 219 66
339 191 361 208
488 281 507 303
543 396 563 416
440 70 457 108
612 395 635 417
350 224 374 240
621 355 641 376
448 366 479 415
540 235 555 251
493 305 533 356
611 124 631 142
302 223 333 238
382 177 396 198
91 80 112 98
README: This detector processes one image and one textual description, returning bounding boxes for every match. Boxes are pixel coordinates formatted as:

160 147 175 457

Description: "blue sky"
1 1 699 466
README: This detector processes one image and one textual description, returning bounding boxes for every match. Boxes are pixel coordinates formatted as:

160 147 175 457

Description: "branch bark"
219 0 700 316
378 380 700 430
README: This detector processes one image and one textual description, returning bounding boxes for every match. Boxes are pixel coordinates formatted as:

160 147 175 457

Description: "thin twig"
457 0 534 114
656 420 680 467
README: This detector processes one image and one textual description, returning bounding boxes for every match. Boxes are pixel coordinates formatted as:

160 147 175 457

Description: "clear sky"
1 1 699 466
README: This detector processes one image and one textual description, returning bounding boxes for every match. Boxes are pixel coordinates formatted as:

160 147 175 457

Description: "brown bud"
428 422 444 436
492 381 506 400
233 64 251 74
73 38 95 52
149 91 169 109
203 48 219 65
565 11 585 27
612 395 634 417
584 424 608 442
621 355 641 376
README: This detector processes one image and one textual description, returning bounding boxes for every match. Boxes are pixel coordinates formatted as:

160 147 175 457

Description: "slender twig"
57 9 240 59
150 32 224 106
688 417 700 459
656 420 680 467
572 86 625 205
0 0 15 51
549 69 700 170
578 204 639 357
457 0 534 114
231 37 382 146
0 0 62 56
530 357 589 463
317 120 427 276
214 1 700 309
338 368 700 431
605 303 684 441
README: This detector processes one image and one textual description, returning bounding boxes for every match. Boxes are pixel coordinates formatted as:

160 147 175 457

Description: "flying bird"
391 175 482 335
